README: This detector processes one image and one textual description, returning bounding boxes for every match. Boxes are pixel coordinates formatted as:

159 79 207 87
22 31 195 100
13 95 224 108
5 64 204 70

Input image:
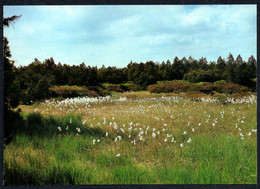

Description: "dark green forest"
10 53 256 103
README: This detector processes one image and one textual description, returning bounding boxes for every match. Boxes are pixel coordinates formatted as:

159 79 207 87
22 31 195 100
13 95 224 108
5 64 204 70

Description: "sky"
3 5 257 68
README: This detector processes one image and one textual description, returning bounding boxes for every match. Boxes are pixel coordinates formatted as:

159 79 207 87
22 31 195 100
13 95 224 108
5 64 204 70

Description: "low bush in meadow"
148 80 250 95
106 84 125 92
103 82 144 93
147 80 192 93
213 80 249 94
122 82 144 91
49 85 100 98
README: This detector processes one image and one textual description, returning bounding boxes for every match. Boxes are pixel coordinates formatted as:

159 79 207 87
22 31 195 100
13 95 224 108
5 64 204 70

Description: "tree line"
11 53 256 103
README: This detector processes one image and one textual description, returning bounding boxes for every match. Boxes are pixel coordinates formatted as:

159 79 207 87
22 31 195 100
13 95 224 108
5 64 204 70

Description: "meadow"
4 91 257 185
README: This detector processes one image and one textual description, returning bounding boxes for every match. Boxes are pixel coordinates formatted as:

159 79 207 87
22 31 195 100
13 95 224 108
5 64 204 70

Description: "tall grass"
4 92 257 184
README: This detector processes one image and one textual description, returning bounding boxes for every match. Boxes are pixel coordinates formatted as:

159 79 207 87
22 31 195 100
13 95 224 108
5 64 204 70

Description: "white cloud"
4 5 256 67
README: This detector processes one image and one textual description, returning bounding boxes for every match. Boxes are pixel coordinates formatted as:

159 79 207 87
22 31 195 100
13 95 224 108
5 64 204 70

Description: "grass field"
4 91 257 184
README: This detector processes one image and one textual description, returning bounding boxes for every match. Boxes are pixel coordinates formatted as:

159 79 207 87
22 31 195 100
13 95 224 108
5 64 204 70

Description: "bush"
148 80 251 95
119 85 129 91
125 84 143 91
19 75 55 104
148 80 193 93
118 82 144 92
213 81 249 94
106 84 125 92
88 85 111 96
49 85 100 98
104 83 144 92
191 82 215 94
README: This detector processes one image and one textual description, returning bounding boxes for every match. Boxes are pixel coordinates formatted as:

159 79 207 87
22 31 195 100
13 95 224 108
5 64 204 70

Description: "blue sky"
4 5 256 68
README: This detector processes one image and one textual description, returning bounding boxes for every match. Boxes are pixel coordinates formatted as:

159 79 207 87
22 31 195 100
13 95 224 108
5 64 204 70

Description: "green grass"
4 92 257 185
4 132 256 184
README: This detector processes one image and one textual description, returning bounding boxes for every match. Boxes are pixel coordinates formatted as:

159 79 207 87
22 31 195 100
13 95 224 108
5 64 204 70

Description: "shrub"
119 85 129 91
213 81 249 94
88 85 111 96
122 82 143 91
104 83 143 92
106 84 125 92
148 80 193 93
19 75 55 104
148 80 251 94
191 82 215 94
49 85 100 98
